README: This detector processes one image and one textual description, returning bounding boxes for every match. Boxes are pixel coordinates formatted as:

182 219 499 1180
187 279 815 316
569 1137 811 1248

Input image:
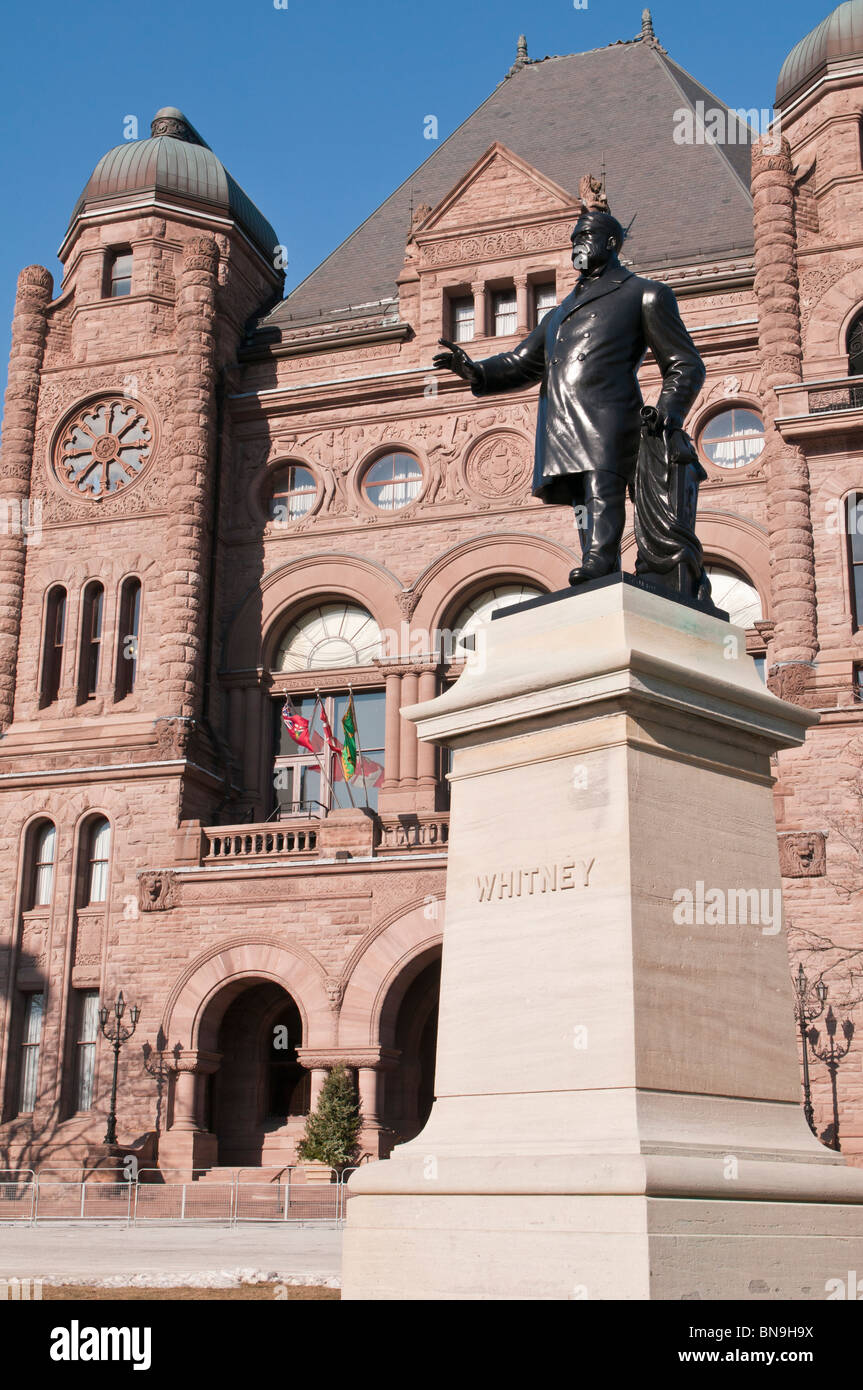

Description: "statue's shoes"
568 563 616 587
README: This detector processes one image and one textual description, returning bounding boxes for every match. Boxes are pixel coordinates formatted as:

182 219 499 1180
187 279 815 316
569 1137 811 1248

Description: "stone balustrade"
203 824 318 861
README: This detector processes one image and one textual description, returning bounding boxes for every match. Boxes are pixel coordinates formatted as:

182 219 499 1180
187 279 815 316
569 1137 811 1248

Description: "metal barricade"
0 1170 35 1223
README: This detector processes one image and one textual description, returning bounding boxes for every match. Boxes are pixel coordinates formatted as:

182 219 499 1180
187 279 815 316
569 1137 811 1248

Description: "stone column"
160 1049 220 1176
382 671 402 793
0 265 53 729
161 236 220 722
357 1068 381 1127
399 669 419 791
416 668 439 808
752 135 818 688
309 1068 328 1112
514 276 529 336
471 280 486 339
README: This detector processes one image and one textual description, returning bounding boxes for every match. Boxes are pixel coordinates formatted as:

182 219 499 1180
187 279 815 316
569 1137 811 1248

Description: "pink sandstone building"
2 5 863 1176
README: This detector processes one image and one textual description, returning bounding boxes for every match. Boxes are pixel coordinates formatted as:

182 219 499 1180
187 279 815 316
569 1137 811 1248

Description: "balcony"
199 809 450 864
775 375 863 440
203 824 318 863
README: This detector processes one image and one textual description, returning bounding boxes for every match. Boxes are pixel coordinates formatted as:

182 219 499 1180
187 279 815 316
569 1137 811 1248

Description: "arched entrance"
377 948 441 1151
200 979 310 1168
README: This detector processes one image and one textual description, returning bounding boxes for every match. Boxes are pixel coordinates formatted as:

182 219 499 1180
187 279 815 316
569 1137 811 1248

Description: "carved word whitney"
476 859 595 902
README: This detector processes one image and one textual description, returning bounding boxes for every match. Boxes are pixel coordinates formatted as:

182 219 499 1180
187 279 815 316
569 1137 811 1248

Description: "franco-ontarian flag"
341 696 358 780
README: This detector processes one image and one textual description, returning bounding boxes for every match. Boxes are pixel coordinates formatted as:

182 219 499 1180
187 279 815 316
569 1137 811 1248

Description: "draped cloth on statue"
632 406 712 605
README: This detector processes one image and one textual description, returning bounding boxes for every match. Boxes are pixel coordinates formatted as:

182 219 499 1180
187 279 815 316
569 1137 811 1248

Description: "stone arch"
805 264 863 360
409 532 577 637
222 552 403 673
162 936 334 1052
338 899 444 1047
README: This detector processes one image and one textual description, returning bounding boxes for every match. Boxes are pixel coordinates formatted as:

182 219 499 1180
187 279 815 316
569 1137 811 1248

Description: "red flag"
281 697 315 754
317 698 342 755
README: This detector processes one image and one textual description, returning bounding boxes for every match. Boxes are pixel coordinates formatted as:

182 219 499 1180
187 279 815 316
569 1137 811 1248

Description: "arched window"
848 312 863 377
275 603 383 671
704 565 766 680
268 465 317 524
451 583 545 657
698 408 765 470
30 820 56 908
703 566 763 629
83 818 111 905
361 452 423 510
78 581 104 701
272 603 385 817
846 493 863 631
115 577 141 699
40 586 66 706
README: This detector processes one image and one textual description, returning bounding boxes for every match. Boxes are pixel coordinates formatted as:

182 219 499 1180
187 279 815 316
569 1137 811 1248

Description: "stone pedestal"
342 579 863 1300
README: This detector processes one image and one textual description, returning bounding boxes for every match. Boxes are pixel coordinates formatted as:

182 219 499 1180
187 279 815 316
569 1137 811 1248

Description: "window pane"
34 822 56 907
364 454 422 511
493 291 517 336
855 564 863 628
88 819 110 902
535 284 556 323
270 466 317 523
848 494 863 564
700 408 765 469
333 691 386 810
18 993 44 1114
75 991 100 1111
451 297 474 343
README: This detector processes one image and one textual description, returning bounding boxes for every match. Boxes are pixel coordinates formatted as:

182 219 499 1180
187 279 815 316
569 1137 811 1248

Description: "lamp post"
807 1006 855 1152
791 962 827 1135
99 991 141 1147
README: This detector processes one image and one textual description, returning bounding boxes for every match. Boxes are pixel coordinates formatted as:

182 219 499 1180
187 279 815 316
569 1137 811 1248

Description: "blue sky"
0 0 827 401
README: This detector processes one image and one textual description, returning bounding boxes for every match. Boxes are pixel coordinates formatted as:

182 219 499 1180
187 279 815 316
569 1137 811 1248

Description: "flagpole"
316 689 355 810
349 685 371 810
283 693 336 816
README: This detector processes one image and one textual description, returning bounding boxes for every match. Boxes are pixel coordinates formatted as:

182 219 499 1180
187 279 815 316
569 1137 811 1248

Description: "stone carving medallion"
464 432 532 500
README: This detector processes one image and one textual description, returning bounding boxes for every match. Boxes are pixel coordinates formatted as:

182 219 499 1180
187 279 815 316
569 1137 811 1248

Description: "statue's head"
570 211 625 274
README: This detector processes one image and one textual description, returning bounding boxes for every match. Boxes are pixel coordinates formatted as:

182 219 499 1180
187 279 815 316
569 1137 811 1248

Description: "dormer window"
450 296 475 343
492 289 517 337
107 250 133 298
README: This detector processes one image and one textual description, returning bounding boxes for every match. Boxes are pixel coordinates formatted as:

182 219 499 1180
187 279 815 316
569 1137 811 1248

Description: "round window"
53 397 155 500
362 453 422 510
269 465 317 524
699 408 765 470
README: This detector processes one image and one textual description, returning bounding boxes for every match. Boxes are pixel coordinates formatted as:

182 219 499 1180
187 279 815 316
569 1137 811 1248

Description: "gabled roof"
262 33 754 335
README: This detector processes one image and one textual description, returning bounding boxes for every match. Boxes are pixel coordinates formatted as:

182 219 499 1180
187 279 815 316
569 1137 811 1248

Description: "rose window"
54 399 154 499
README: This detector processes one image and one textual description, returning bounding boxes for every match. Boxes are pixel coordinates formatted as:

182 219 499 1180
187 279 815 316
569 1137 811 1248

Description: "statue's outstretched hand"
433 338 481 386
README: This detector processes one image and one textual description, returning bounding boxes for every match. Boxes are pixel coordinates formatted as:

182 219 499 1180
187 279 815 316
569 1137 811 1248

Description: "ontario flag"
317 698 342 756
281 696 315 754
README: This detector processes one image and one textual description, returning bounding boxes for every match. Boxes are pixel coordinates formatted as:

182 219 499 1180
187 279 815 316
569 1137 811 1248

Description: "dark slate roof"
262 34 754 334
68 108 280 264
776 1 863 107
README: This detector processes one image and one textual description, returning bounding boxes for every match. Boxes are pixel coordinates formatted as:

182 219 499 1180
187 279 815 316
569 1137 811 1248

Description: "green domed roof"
67 108 279 263
777 1 863 106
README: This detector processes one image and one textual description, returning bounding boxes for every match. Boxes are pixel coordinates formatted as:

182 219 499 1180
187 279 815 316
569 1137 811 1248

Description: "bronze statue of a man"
434 205 706 587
